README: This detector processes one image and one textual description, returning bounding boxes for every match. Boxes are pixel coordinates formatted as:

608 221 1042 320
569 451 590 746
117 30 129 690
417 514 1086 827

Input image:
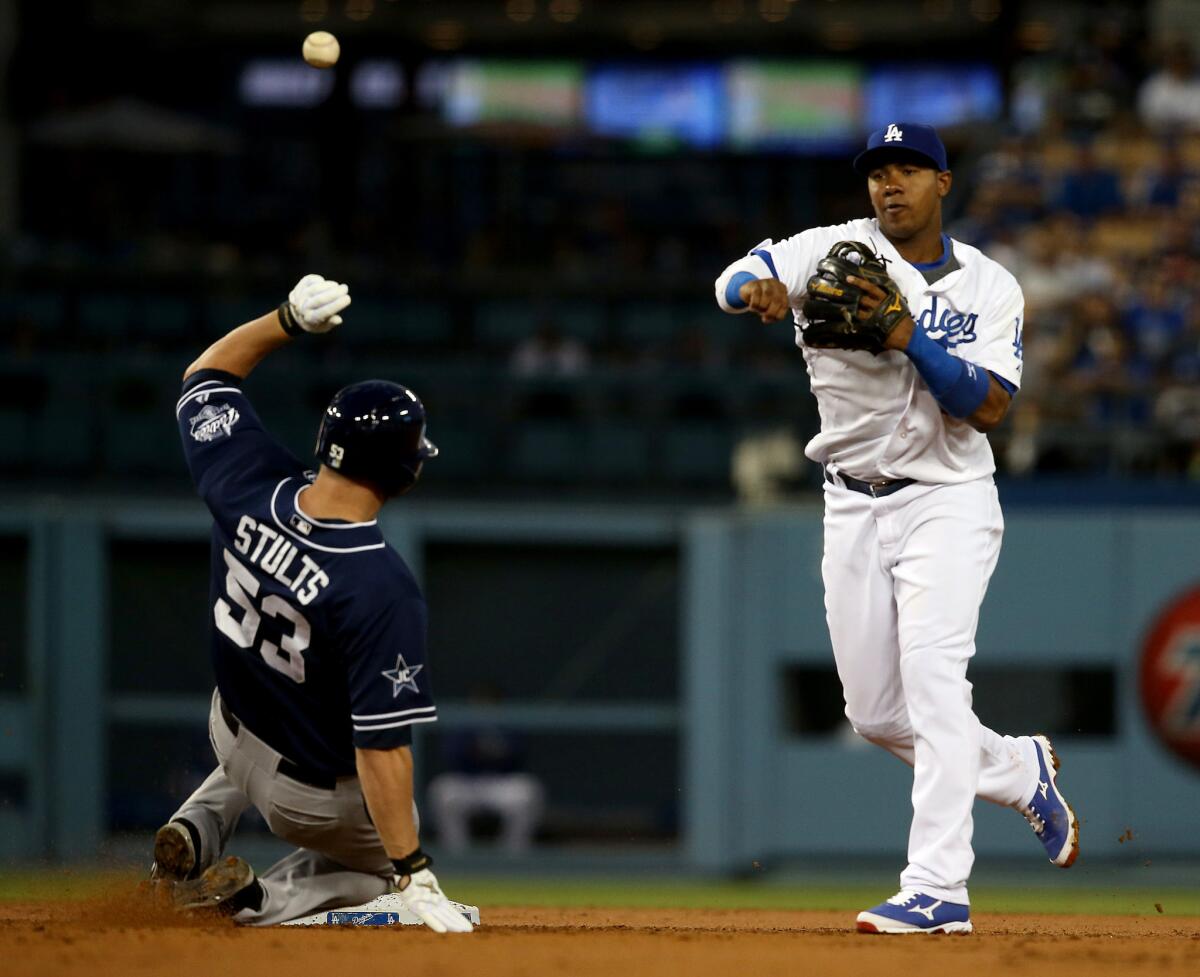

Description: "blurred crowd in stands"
4 26 1200 493
948 38 1200 479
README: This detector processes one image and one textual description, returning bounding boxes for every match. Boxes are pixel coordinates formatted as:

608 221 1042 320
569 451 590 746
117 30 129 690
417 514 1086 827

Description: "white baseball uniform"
715 217 1041 903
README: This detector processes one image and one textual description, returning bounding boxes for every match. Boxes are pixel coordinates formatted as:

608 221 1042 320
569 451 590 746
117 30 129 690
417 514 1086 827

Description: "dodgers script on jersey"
715 216 1024 484
176 369 437 779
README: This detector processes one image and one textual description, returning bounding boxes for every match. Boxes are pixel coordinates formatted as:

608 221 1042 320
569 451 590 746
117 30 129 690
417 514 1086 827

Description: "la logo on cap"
884 123 904 142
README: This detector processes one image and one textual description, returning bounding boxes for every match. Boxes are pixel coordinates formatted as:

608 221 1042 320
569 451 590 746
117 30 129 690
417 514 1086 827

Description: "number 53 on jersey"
215 549 311 683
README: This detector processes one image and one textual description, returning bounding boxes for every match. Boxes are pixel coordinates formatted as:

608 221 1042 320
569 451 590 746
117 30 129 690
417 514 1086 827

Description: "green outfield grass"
1 872 1197 917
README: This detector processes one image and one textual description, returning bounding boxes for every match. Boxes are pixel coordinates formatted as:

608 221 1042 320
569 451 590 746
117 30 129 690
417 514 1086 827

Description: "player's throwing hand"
396 869 475 933
738 277 790 324
282 273 352 334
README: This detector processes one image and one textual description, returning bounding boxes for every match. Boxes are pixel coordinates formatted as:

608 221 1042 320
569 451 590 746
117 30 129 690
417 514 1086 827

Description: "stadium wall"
1 499 1198 868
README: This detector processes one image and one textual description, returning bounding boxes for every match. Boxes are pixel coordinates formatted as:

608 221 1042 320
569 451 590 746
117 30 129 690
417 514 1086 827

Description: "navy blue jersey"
176 369 436 778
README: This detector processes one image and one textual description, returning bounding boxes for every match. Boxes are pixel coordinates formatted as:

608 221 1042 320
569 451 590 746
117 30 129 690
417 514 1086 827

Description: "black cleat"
173 856 262 914
152 821 197 882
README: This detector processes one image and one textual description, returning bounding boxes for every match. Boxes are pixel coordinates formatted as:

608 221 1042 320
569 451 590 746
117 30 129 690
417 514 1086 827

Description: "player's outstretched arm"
356 746 474 933
183 274 351 381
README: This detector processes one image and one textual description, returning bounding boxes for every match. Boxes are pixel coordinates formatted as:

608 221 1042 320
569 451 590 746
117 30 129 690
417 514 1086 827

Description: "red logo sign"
1140 587 1200 772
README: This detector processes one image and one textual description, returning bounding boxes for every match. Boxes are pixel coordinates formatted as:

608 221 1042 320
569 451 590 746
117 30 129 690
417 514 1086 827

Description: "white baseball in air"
302 31 340 69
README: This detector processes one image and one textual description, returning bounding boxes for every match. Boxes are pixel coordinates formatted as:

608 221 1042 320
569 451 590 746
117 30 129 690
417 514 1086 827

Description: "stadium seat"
0 373 48 471
78 294 136 345
510 377 582 420
421 422 494 481
680 300 739 347
140 295 196 345
0 408 32 470
33 402 95 475
205 296 278 337
558 306 606 343
584 423 651 483
510 421 586 481
339 298 454 349
0 292 66 335
476 301 537 347
103 366 179 476
252 364 321 462
615 301 681 345
659 423 736 485
478 300 607 356
31 359 95 475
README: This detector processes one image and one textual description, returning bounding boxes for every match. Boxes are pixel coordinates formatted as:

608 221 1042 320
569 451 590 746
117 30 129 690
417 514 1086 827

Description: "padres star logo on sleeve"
714 122 1079 935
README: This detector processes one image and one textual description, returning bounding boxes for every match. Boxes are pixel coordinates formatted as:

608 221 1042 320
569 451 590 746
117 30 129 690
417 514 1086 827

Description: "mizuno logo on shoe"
907 900 943 921
1038 780 1050 800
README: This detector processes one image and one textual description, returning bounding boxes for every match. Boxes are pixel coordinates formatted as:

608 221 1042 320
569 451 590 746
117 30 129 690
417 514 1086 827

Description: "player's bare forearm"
355 745 420 858
965 376 1011 433
183 310 291 382
882 316 915 350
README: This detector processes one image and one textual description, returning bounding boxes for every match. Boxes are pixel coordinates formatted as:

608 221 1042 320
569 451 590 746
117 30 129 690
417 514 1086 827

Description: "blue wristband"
725 271 758 310
903 326 991 419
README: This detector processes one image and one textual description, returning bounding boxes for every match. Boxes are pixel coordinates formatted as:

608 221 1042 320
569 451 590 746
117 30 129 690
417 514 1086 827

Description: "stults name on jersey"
232 514 331 606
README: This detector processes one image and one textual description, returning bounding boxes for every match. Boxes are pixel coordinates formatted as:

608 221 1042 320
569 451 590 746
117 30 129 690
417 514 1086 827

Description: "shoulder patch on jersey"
189 402 241 442
381 653 424 698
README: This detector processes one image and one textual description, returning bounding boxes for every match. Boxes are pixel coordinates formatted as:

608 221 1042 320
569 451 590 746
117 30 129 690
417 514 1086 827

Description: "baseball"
302 31 340 69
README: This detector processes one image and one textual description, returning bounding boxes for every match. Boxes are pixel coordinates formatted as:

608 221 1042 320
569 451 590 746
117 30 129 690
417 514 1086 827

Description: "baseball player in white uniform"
714 122 1080 934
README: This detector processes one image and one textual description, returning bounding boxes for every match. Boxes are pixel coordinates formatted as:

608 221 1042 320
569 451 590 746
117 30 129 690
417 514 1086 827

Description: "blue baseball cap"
853 122 948 175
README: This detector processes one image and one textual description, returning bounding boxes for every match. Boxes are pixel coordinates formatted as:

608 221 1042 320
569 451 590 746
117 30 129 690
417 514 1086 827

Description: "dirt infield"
2 898 1197 977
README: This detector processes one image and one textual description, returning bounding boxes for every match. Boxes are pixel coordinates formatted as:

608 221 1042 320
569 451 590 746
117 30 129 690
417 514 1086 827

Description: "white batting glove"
285 273 351 333
395 869 474 933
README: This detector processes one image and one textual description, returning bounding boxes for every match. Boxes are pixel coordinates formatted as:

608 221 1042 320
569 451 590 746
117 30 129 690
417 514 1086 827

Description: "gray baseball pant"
169 689 405 925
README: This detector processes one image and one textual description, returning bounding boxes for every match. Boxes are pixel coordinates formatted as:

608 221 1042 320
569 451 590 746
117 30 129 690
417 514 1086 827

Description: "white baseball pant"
821 475 1039 903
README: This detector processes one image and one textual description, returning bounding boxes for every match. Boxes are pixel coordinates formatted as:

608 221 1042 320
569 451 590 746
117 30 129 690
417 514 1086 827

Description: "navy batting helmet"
315 380 438 496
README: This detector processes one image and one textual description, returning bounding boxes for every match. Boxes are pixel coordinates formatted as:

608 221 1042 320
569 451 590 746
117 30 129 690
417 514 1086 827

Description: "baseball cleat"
856 890 972 934
173 856 263 914
151 820 197 882
1015 734 1080 868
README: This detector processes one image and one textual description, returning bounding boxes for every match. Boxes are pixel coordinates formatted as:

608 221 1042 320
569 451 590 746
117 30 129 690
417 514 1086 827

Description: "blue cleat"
856 890 972 934
1016 734 1080 868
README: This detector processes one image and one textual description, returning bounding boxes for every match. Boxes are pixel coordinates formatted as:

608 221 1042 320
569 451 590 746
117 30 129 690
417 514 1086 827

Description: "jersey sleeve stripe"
175 379 227 409
351 705 438 721
353 714 439 732
178 379 224 400
175 385 244 417
750 248 780 280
